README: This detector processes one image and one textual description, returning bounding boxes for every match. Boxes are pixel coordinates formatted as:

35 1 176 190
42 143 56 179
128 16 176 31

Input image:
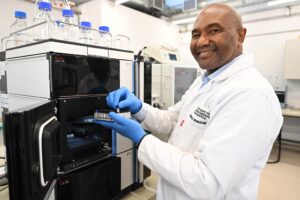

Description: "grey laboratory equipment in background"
136 46 200 109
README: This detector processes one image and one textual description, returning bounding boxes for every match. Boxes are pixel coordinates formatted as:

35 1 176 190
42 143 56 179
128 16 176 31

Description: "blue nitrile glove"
106 87 142 114
94 112 147 144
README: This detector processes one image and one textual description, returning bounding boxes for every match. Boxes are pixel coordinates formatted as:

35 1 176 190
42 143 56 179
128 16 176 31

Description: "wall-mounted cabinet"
284 39 300 79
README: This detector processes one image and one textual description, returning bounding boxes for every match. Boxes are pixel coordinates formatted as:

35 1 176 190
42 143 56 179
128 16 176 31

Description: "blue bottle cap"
15 11 26 19
80 21 92 28
99 26 109 33
38 2 52 11
62 9 74 17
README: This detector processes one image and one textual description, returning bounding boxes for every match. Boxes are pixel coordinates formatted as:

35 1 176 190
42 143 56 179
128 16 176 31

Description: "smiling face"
190 4 247 74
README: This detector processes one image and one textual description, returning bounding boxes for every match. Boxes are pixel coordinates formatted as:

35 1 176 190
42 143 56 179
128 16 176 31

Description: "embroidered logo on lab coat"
189 107 210 125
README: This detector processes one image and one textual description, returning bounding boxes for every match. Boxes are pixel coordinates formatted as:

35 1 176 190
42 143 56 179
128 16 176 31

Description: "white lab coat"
135 54 283 200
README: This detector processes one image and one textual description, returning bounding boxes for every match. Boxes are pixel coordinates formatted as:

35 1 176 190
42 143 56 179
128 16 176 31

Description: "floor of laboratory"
258 144 300 200
1 143 300 200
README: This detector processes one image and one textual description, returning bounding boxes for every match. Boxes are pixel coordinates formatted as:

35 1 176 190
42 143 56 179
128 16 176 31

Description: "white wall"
244 16 300 106
78 0 181 53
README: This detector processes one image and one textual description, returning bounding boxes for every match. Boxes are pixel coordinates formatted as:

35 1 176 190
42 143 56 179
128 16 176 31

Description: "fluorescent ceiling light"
115 0 130 5
267 0 297 6
172 17 197 25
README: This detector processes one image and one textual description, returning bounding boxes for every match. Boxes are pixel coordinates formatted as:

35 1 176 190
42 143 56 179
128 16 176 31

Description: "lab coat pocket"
186 113 207 132
175 115 207 150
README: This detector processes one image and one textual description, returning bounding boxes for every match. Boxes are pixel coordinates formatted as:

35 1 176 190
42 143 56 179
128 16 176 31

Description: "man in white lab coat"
95 3 283 200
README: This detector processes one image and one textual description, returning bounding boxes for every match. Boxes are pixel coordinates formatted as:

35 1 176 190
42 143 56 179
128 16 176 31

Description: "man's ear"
238 28 247 43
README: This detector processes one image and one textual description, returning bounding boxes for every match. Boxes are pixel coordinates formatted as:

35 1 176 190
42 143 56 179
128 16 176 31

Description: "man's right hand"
106 87 142 114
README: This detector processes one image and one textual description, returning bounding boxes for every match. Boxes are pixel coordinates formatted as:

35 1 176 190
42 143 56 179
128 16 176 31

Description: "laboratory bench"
270 108 300 163
282 107 300 118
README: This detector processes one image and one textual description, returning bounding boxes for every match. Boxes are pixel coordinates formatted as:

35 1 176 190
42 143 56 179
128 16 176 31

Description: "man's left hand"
94 112 147 144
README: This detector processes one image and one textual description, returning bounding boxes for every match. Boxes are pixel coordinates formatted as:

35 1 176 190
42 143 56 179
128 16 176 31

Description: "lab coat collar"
213 53 254 82
198 54 254 94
